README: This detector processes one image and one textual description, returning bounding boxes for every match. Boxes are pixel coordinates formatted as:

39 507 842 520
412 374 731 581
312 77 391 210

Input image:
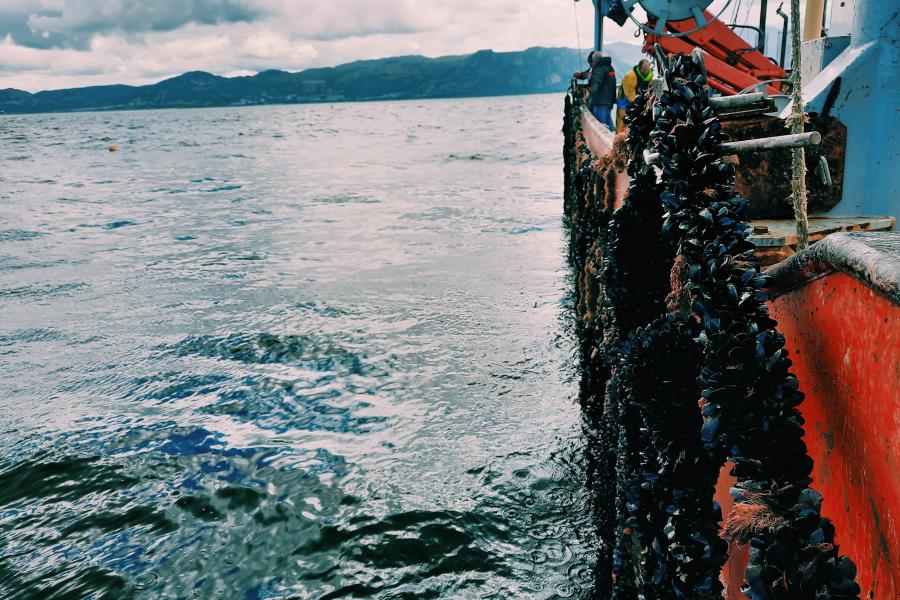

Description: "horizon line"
3 42 645 95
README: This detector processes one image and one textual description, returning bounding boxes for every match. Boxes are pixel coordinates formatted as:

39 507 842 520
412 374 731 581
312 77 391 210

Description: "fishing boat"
563 0 898 597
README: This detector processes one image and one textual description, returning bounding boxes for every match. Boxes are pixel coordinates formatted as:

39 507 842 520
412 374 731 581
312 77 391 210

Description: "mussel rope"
564 82 726 600
601 91 674 600
606 79 730 600
562 53 861 599
563 96 616 597
651 53 859 599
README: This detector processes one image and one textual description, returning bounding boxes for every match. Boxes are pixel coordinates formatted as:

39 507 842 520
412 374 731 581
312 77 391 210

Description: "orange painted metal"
644 11 787 95
769 272 899 599
714 466 749 600
716 271 900 599
664 13 785 80
644 35 766 95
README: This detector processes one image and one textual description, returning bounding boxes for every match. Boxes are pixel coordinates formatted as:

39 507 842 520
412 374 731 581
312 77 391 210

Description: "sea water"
0 95 594 599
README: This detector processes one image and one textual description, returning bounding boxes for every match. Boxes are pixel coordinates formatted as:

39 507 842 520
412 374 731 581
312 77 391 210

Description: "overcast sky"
1 0 832 92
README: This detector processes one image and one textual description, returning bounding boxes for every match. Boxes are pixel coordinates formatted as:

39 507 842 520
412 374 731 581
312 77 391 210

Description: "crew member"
588 52 616 130
573 51 595 80
616 59 654 132
573 51 595 105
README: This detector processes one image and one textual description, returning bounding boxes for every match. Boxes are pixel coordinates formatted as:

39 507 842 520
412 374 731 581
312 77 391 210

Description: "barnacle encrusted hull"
562 55 860 600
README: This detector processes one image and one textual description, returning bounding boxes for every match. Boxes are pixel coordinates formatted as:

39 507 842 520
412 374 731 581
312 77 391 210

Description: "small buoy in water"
238 132 245 136
108 145 118 152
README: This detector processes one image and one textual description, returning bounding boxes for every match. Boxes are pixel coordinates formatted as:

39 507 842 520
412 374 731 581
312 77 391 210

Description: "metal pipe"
803 0 825 40
592 0 604 50
691 48 708 82
815 155 832 186
717 131 821 153
776 4 789 67
759 0 768 52
730 24 764 48
710 92 766 110
642 132 820 166
737 78 792 95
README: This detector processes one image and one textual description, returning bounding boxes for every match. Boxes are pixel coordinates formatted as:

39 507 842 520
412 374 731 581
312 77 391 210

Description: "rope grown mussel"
563 53 861 600
604 71 727 600
654 53 860 600
564 85 617 599
600 89 675 600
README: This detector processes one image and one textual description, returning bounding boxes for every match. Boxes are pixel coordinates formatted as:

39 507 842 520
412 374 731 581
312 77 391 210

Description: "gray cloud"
0 0 648 92
1 0 262 49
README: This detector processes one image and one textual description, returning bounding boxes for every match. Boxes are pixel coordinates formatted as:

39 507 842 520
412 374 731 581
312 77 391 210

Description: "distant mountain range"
0 44 645 115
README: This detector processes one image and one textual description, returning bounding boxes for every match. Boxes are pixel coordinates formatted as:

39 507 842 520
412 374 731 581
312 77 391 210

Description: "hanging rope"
789 0 810 249
730 0 743 27
569 0 585 82
573 1 584 59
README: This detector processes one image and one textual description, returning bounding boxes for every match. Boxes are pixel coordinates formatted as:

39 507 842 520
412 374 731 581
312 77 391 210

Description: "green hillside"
0 45 645 115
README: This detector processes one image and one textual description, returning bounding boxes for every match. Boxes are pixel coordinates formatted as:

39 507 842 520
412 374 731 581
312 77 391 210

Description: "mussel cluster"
563 92 577 217
621 314 727 599
602 77 728 600
582 87 674 598
562 53 861 600
653 54 859 600
563 96 616 597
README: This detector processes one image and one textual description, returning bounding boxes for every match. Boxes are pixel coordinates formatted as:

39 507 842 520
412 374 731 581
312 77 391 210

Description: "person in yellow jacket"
616 59 654 132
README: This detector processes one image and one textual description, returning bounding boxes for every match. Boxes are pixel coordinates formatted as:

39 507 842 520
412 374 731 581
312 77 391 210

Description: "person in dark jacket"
588 52 616 130
573 51 596 105
574 51 595 80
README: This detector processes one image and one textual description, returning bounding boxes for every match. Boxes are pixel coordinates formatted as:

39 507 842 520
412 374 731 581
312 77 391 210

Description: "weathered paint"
577 106 630 210
581 104 616 156
749 217 896 249
791 0 899 216
716 252 900 598
571 90 899 595
768 271 899 599
724 115 847 219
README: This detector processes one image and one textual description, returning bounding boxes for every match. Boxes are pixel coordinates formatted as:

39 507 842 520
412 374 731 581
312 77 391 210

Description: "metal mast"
592 0 605 50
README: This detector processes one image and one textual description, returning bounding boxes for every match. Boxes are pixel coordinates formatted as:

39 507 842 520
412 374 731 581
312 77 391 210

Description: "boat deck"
749 216 895 247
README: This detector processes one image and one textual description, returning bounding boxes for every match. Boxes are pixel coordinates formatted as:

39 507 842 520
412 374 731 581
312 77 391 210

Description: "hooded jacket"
619 65 654 105
588 56 617 107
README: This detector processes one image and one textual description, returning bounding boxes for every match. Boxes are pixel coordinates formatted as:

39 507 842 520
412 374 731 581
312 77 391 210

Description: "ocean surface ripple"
0 95 594 599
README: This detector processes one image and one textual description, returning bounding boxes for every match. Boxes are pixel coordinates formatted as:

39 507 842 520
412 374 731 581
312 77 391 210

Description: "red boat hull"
719 236 900 599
